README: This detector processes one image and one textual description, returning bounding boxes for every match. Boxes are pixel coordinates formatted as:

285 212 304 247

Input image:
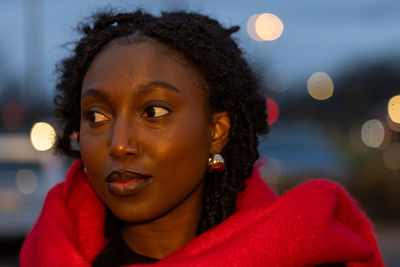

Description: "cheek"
145 114 212 187
132 123 209 217
148 113 211 167
78 127 109 188
80 130 103 168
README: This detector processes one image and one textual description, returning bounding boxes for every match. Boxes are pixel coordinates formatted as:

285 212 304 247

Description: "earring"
83 166 87 173
208 154 225 172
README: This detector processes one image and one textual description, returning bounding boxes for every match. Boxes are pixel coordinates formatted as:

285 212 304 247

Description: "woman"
20 9 385 266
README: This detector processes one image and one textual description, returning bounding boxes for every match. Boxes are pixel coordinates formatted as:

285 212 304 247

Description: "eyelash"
142 102 172 119
84 102 171 125
85 110 110 125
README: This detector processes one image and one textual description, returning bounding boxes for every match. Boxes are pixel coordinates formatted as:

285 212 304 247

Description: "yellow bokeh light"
255 13 284 41
30 122 56 151
387 114 400 132
383 143 400 170
388 95 400 123
361 119 385 148
16 169 38 195
307 72 334 100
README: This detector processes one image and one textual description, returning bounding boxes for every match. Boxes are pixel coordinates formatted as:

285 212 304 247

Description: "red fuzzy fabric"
20 160 385 266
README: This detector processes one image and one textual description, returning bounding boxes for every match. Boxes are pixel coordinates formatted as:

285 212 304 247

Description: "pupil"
88 112 95 122
147 107 155 117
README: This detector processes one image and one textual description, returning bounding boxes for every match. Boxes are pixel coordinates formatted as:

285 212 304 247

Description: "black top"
92 210 345 267
92 210 159 267
91 233 158 266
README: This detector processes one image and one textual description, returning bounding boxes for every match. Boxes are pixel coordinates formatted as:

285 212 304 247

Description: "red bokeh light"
266 98 280 126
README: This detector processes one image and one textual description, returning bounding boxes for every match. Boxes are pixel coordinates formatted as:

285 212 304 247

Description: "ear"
209 111 231 154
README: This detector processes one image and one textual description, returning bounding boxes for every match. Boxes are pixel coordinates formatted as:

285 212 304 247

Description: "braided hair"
54 9 268 234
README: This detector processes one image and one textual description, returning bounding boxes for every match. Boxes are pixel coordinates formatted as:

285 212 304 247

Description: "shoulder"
278 178 360 212
289 178 349 195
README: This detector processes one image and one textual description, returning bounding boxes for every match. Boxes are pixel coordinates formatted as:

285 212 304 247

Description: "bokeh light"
361 119 385 148
247 14 263 41
266 98 280 126
388 95 400 123
16 169 38 195
383 143 400 171
247 13 284 41
307 72 334 100
30 122 56 151
255 13 284 41
387 114 400 132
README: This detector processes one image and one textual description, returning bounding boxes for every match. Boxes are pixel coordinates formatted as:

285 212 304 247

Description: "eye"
86 110 110 124
142 104 171 118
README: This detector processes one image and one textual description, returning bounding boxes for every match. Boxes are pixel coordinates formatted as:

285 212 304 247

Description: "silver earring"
208 153 225 172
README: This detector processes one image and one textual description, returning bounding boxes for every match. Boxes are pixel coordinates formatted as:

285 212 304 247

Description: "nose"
108 118 140 159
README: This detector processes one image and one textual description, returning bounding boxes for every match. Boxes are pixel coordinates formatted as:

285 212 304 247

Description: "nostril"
109 142 140 158
108 123 140 158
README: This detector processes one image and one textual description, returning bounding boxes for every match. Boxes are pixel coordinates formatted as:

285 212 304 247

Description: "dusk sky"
1 0 400 101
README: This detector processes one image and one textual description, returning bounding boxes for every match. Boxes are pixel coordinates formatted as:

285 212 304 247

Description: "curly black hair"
54 9 268 234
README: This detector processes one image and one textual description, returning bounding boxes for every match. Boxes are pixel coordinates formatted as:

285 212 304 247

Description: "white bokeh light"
361 119 385 148
255 13 284 41
247 13 284 42
30 122 56 151
16 169 38 195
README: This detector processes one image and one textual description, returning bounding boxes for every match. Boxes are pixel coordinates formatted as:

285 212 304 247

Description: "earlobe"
210 111 231 154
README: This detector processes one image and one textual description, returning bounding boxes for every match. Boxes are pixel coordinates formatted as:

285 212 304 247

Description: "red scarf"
20 160 385 266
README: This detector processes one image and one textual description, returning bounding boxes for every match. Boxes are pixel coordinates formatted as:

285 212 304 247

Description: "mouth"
105 170 153 197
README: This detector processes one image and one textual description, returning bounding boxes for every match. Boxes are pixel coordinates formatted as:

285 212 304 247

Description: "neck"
122 182 204 260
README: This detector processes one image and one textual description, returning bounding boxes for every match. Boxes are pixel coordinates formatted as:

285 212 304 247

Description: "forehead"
82 40 205 93
115 36 193 69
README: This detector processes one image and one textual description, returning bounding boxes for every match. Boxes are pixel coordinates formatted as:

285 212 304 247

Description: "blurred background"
0 0 399 266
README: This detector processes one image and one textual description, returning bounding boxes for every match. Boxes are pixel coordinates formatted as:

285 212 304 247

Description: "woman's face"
79 40 228 223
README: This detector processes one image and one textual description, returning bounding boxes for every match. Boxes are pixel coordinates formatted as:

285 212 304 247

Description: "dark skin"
79 39 230 259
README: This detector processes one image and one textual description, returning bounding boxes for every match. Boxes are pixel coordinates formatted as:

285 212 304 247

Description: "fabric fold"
20 160 385 267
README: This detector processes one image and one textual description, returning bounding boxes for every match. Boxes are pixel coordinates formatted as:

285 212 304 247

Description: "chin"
105 198 163 224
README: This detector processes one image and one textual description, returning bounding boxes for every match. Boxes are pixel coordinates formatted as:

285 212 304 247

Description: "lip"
105 169 153 197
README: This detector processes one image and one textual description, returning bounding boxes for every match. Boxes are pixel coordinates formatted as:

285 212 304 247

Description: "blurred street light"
307 72 334 100
30 122 56 151
361 119 385 148
247 13 284 41
16 169 38 195
388 95 400 124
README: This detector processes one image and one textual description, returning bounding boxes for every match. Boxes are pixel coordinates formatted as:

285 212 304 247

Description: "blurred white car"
0 134 64 238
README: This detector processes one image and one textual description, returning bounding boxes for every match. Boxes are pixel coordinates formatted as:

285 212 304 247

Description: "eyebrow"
81 80 182 101
81 88 109 101
133 81 182 96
